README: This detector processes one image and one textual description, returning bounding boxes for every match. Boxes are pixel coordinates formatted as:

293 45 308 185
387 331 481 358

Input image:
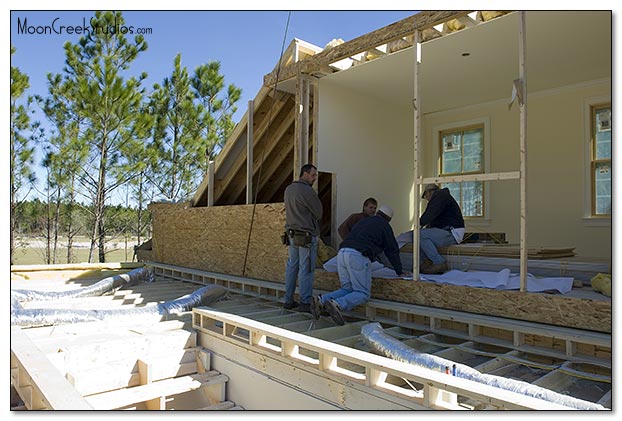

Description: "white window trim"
432 117 491 224
583 95 611 223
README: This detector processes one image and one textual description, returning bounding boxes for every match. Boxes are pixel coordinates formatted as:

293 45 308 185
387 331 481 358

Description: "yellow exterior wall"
318 79 414 240
319 78 611 259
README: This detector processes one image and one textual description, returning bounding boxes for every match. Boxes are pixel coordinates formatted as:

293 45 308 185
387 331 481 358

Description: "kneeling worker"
419 183 465 274
310 205 410 325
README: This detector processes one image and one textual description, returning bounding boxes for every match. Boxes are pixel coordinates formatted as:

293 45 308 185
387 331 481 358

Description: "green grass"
12 247 136 265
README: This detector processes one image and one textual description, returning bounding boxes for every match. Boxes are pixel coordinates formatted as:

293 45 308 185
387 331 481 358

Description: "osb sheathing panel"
150 202 288 281
150 202 610 333
313 271 611 333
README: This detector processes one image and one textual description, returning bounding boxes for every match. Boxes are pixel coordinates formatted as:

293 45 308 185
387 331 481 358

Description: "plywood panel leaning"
149 202 288 282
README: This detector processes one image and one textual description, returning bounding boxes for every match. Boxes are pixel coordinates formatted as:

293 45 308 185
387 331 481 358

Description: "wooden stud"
246 99 254 204
412 29 421 279
518 12 528 292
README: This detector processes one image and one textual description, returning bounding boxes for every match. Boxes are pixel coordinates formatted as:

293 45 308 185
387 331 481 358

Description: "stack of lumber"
441 244 576 259
400 243 576 259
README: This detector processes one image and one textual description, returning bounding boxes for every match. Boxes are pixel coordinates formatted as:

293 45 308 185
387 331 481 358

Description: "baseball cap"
422 183 440 198
377 205 394 219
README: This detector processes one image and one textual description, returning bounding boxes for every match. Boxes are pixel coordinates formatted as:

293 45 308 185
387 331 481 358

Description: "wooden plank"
10 326 93 410
421 171 520 184
518 11 528 292
191 86 271 206
85 371 228 410
413 29 421 278
264 11 471 85
225 98 295 204
11 262 143 272
246 99 254 204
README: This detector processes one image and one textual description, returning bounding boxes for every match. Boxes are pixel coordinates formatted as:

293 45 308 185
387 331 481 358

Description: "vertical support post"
293 75 310 180
207 160 215 207
518 12 528 291
331 173 338 250
246 99 254 204
412 29 421 279
293 77 302 179
312 79 319 168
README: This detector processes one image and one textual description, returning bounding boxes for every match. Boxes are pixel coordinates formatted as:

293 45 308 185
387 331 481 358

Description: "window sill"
582 217 611 227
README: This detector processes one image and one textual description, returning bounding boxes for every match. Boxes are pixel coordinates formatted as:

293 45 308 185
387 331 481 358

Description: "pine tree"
10 46 41 265
62 11 148 262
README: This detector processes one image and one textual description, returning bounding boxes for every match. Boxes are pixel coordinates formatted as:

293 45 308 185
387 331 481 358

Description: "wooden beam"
207 160 215 206
420 171 520 184
85 371 228 410
518 11 528 292
247 99 254 204
11 262 143 272
264 11 470 86
10 326 93 410
191 87 271 206
412 29 421 279
227 106 297 204
215 95 291 203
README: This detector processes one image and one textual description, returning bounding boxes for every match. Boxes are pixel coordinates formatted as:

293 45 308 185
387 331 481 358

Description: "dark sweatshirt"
420 187 465 229
340 214 403 275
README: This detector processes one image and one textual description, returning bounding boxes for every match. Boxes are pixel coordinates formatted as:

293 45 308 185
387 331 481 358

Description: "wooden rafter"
263 11 470 86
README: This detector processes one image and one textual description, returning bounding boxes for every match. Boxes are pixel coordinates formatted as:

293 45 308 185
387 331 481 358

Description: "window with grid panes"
440 126 484 217
591 104 611 216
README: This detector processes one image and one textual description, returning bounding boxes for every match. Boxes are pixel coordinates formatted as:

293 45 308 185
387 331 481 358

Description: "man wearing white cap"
310 205 410 325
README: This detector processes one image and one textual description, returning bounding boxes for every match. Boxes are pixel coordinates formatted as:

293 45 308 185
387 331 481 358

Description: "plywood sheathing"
313 271 611 333
150 202 610 333
150 202 288 281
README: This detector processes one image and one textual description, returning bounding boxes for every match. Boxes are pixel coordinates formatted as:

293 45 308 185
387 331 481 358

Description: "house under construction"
11 11 612 411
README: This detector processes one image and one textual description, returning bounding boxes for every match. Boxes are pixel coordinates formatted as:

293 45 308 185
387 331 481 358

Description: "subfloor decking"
10 264 611 410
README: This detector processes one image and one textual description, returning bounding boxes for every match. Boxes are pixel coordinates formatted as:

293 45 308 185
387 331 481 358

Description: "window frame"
582 96 611 225
590 103 611 217
438 123 486 219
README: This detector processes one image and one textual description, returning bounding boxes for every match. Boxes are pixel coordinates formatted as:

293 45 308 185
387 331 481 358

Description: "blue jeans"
420 228 457 264
284 235 318 305
321 248 371 311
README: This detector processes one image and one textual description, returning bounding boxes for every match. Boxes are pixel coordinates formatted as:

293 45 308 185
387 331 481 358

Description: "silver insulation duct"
11 266 154 302
11 268 227 328
361 322 605 410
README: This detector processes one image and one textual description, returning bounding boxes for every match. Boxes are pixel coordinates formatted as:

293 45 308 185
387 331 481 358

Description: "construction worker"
419 183 465 274
283 164 323 313
337 197 378 242
310 205 410 325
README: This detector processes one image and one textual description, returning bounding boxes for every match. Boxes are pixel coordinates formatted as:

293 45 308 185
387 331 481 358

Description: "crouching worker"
419 183 465 274
310 205 410 325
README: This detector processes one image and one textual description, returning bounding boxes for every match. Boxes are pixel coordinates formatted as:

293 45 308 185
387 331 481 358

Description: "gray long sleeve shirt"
284 180 323 236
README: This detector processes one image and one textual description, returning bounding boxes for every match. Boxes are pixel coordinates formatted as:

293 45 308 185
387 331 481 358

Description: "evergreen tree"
62 11 148 262
191 61 241 172
10 46 42 264
149 53 201 201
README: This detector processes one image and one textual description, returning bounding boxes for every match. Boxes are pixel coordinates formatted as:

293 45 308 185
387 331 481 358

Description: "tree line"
10 11 242 264
13 198 151 265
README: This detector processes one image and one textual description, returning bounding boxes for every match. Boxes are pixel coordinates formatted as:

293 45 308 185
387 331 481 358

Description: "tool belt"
282 229 313 247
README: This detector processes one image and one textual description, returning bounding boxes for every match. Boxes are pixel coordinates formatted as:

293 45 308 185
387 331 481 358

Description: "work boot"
420 259 433 272
310 295 323 320
283 301 298 310
421 262 448 274
297 303 311 313
325 299 345 326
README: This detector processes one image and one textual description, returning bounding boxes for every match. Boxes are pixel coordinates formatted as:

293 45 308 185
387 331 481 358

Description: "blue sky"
8 9 415 204
10 10 415 124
